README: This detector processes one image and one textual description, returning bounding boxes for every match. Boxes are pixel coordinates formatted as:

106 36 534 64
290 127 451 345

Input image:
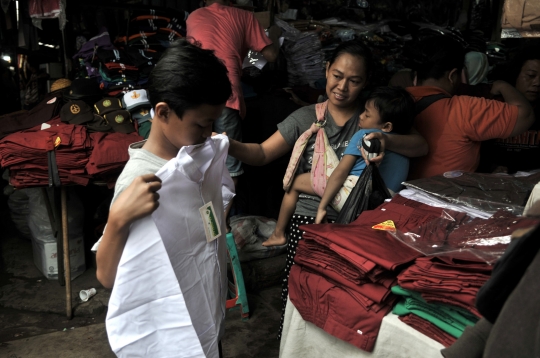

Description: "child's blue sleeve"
344 129 383 156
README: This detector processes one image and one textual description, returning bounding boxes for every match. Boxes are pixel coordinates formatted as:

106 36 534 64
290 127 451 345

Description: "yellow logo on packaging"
372 220 396 231
54 137 61 147
103 99 112 107
131 91 140 99
70 104 80 114
140 109 149 116
115 115 124 123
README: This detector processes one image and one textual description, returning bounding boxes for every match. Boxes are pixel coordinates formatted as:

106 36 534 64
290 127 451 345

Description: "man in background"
187 0 282 219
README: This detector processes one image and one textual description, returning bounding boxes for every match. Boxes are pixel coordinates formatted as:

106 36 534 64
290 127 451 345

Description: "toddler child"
262 86 415 246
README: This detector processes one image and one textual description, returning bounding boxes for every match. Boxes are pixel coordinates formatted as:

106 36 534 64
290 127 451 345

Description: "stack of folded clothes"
287 196 469 352
0 95 143 189
388 197 540 347
86 131 143 187
0 118 93 188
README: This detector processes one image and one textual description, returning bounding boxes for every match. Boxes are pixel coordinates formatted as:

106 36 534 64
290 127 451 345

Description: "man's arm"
96 174 161 288
360 128 428 165
490 80 535 137
260 25 282 63
228 129 292 166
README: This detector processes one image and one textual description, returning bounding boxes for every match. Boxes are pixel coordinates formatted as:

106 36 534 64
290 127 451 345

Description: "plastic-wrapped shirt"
106 135 235 358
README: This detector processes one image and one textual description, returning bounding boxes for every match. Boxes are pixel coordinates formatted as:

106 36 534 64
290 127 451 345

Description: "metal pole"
61 187 72 319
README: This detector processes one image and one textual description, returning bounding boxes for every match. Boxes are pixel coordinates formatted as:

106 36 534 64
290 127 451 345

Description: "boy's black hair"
410 36 466 84
147 39 232 117
366 86 415 135
328 40 373 80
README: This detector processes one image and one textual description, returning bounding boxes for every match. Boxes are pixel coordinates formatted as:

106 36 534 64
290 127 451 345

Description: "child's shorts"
330 175 359 212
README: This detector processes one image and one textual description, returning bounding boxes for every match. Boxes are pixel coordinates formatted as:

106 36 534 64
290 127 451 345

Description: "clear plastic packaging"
403 172 540 217
388 209 540 264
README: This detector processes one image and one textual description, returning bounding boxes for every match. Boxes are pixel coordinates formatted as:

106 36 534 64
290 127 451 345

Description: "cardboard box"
32 236 86 280
254 11 272 29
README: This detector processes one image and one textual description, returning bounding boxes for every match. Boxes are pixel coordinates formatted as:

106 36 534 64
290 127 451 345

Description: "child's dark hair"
366 86 415 134
328 40 373 80
410 36 465 84
147 39 232 117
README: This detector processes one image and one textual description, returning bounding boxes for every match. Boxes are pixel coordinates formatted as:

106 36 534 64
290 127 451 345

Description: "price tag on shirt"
199 201 221 243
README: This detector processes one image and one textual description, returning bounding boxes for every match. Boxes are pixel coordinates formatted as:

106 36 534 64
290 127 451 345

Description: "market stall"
280 171 540 357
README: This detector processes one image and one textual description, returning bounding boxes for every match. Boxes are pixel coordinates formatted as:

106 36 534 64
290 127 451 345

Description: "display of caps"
103 110 135 133
86 114 113 133
50 78 72 93
63 78 102 105
131 107 152 124
94 97 123 115
60 100 95 125
123 89 151 111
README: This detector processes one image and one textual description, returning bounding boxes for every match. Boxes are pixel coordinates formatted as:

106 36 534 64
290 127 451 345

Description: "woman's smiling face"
326 53 368 109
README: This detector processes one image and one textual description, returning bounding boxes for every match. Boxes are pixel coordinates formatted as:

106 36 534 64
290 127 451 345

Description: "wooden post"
61 187 72 319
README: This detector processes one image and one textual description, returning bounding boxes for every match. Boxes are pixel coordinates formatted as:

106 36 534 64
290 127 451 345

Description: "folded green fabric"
392 285 478 338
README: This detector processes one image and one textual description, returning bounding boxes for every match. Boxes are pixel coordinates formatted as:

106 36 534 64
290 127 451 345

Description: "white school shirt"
106 135 235 358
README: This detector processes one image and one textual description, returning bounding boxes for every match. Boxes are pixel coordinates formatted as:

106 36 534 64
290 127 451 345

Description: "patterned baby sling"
282 100 340 197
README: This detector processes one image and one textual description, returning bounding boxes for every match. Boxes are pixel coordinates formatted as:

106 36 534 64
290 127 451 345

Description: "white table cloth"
280 297 444 358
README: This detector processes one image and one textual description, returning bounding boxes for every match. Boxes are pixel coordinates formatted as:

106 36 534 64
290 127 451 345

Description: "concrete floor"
0 212 285 358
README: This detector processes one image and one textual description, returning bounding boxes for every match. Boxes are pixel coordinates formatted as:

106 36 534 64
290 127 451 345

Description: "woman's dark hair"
147 39 232 117
409 36 466 83
327 40 373 79
366 86 415 135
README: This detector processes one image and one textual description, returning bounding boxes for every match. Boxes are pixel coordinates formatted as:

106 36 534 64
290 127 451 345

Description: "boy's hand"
315 208 327 224
361 132 385 166
109 174 162 226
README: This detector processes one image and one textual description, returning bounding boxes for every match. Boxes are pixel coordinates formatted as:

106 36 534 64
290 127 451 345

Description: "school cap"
50 78 72 93
103 110 136 134
130 107 152 124
60 100 95 125
63 78 102 105
123 89 151 111
94 97 123 115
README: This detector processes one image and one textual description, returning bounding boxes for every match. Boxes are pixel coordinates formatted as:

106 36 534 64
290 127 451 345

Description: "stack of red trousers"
0 118 144 189
0 118 93 188
397 256 493 318
289 195 458 352
86 132 143 187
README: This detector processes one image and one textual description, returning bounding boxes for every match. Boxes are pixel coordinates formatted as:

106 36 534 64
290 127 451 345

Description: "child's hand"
361 132 385 166
315 208 327 224
109 173 162 226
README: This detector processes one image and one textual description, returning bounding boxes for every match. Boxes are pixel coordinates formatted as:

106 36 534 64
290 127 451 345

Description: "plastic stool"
225 232 250 320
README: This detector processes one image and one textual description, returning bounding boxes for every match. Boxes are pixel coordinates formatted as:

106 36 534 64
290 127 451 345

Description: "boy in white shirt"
95 40 233 357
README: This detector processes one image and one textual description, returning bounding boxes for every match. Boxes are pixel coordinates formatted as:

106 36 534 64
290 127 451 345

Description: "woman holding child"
227 40 428 336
